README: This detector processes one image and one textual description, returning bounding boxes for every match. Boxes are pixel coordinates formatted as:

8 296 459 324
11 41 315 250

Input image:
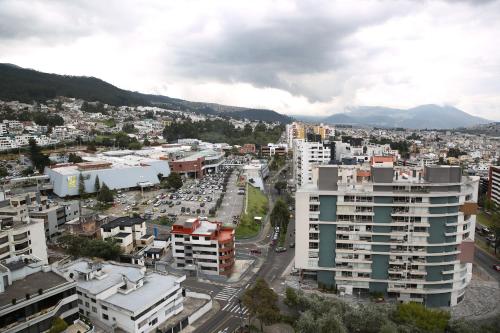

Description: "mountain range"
0 64 492 129
0 64 292 124
296 105 490 129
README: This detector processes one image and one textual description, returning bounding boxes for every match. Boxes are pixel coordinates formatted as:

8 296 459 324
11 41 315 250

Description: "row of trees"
163 118 284 146
282 287 499 333
78 174 114 203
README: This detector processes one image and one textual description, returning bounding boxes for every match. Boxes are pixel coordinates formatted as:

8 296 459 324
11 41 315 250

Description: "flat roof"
62 261 144 296
103 272 179 314
174 149 221 162
0 271 69 307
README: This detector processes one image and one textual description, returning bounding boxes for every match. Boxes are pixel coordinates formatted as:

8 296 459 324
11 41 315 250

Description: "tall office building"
295 164 479 307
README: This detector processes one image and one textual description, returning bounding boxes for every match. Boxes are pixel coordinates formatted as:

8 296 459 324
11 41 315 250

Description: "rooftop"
61 261 144 295
0 271 69 308
102 216 145 231
114 232 131 238
104 272 179 314
174 149 222 162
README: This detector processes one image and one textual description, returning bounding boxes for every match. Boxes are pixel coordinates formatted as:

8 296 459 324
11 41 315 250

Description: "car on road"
289 242 295 248
494 264 500 272
275 247 287 253
250 249 262 255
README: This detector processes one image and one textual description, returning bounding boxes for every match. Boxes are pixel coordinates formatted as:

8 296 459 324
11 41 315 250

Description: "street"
188 160 295 333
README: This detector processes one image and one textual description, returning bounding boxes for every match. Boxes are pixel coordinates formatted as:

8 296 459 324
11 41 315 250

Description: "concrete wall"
318 167 338 191
186 291 212 324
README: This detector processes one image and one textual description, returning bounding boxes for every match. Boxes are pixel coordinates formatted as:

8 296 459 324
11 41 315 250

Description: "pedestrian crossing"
221 301 250 315
214 286 240 301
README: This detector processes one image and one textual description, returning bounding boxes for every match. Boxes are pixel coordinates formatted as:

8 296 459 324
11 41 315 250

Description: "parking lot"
216 171 245 226
102 168 233 223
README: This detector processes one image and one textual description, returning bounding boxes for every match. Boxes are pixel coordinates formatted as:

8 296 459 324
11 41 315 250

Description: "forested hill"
0 64 292 123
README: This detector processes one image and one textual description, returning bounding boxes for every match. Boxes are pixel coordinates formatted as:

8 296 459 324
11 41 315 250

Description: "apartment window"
101 305 108 310
77 291 82 295
192 236 199 240
92 306 97 313
78 299 83 305
85 302 89 307
102 314 109 320
309 242 318 249
149 318 158 326
91 298 96 303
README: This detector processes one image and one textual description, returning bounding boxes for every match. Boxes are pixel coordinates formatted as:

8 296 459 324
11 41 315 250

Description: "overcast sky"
1 0 499 119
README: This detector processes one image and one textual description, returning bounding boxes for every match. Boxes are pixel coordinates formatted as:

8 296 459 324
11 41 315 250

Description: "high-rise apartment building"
488 166 500 206
295 164 478 307
292 140 333 188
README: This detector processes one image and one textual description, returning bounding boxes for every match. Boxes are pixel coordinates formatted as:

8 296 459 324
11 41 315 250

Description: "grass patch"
477 211 494 228
236 185 268 238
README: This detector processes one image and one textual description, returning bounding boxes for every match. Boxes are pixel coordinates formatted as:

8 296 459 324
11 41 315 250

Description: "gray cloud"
1 0 500 119
168 1 421 102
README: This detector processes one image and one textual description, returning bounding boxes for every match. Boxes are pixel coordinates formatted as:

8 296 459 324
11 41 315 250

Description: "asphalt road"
192 160 295 333
474 245 500 281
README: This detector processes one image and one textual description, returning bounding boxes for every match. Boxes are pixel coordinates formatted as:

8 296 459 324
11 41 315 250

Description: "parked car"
494 264 500 272
275 247 287 253
289 242 295 248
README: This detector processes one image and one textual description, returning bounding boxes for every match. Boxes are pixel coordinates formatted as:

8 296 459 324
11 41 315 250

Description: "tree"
122 123 136 133
128 141 142 150
491 211 500 254
78 173 86 197
21 166 34 176
48 317 68 333
68 153 83 163
143 138 151 146
285 287 299 307
94 175 101 193
242 278 280 332
97 183 114 203
270 198 290 231
58 235 121 260
166 172 183 190
393 302 450 333
0 166 8 178
87 142 97 152
274 180 287 195
28 138 50 173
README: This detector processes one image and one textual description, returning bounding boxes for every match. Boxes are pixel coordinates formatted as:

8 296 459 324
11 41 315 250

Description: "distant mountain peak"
321 105 490 129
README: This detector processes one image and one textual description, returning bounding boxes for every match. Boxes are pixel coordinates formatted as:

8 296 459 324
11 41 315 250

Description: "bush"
49 317 68 333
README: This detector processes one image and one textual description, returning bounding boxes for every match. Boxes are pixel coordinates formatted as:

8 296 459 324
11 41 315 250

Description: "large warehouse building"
45 152 170 197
